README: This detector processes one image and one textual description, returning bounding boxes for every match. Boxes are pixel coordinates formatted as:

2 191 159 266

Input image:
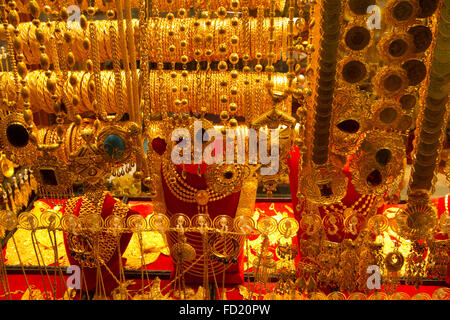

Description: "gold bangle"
42 74 54 114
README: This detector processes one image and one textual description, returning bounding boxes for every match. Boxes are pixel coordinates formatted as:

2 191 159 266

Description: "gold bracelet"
79 71 91 113
101 20 111 62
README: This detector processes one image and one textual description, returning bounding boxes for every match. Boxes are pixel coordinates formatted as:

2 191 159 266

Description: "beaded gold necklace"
162 159 233 214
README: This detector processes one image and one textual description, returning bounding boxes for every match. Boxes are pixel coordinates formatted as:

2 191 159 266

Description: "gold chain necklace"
162 159 232 214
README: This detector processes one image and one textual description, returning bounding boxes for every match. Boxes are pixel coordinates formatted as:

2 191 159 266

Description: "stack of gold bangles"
12 18 293 65
14 0 287 13
0 71 291 117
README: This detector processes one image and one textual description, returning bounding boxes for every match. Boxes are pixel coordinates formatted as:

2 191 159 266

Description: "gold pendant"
322 213 342 236
343 207 354 218
195 190 209 206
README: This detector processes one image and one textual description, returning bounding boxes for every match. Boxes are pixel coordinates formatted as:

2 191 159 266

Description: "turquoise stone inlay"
104 133 125 160
143 137 148 155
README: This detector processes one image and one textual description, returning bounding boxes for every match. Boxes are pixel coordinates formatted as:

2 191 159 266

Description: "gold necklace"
64 191 129 268
322 194 378 236
162 159 233 214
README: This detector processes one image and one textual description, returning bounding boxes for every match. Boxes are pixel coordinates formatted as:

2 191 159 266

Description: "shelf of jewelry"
0 207 294 279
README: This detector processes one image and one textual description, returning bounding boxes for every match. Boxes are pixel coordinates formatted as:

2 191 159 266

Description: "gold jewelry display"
12 18 294 65
392 201 438 241
0 0 447 302
162 158 233 214
17 0 287 13
350 130 406 196
330 87 369 155
357 238 384 292
371 99 405 131
404 240 428 289
0 112 36 166
426 238 450 280
439 194 450 235
32 152 74 199
299 164 348 206
63 192 129 268
0 70 292 118
205 163 251 195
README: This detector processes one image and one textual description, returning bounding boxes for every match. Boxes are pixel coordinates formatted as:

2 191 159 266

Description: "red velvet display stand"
161 163 245 285
287 146 369 244
287 146 450 286
62 193 137 295
151 135 245 285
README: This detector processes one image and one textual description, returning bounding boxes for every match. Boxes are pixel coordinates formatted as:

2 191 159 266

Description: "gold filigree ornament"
350 130 405 195
68 126 109 186
63 193 128 268
377 32 414 64
257 216 278 236
262 125 294 196
40 209 61 230
384 0 419 28
278 217 299 239
338 56 369 85
0 112 37 166
373 66 409 98
309 292 328 300
300 213 323 236
371 99 404 130
392 202 438 240
439 211 450 235
170 242 197 263
251 105 296 196
368 292 389 300
367 214 389 236
330 88 369 155
148 213 170 233
60 213 83 235
299 164 348 206
205 163 251 195
96 122 139 168
18 211 39 231
32 152 74 196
